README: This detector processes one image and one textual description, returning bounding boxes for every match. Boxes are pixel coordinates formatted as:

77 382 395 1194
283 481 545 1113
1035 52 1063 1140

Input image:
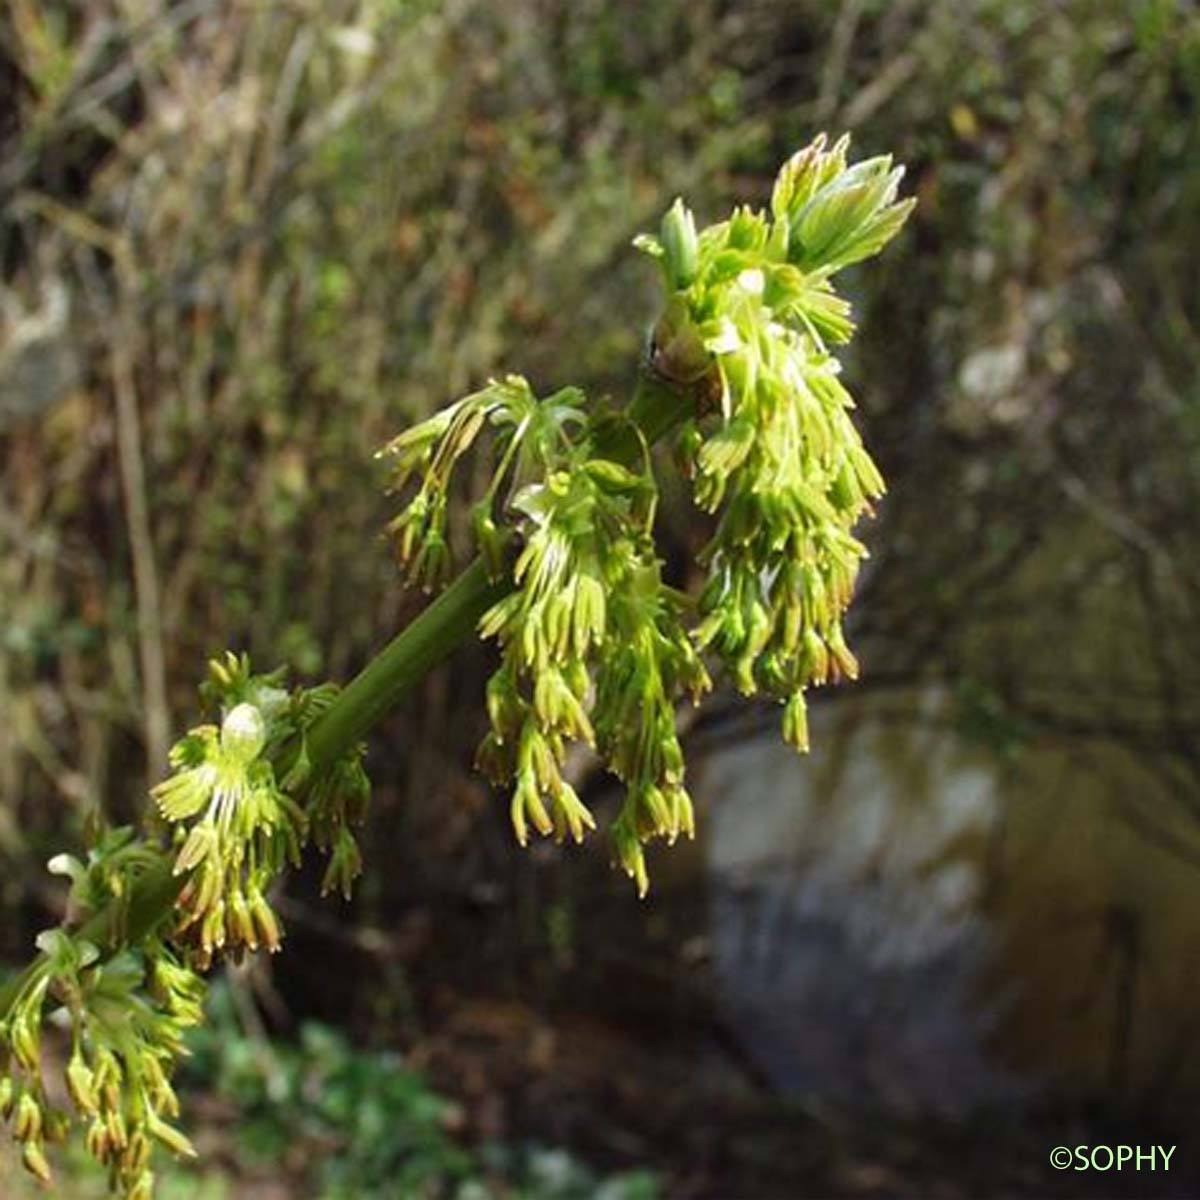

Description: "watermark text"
1049 1145 1175 1172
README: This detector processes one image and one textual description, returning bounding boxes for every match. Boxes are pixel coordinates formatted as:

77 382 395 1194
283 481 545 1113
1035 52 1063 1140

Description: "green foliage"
179 983 658 1200
187 998 476 1197
0 978 657 1199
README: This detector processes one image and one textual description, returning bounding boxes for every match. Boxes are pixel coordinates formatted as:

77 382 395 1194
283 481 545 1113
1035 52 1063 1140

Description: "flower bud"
782 691 810 754
21 1138 52 1184
85 1114 110 1161
173 821 216 876
248 889 282 953
201 899 227 952
105 1105 128 1151
511 773 553 845
128 1169 155 1200
552 782 595 845
10 1010 40 1074
612 819 649 899
125 1128 152 1174
66 1048 98 1115
471 503 507 580
666 786 695 843
827 624 859 682
850 443 886 499
127 1123 154 1171
14 1092 42 1142
93 1047 120 1096
640 785 671 837
149 1112 197 1159
220 703 266 764
228 886 256 949
320 829 363 901
801 628 829 686
828 459 860 512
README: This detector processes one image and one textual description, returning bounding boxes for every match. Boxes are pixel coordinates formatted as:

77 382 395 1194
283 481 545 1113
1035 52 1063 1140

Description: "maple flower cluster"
0 654 372 1196
384 135 912 891
637 133 912 753
0 838 202 1199
386 377 710 893
152 654 368 967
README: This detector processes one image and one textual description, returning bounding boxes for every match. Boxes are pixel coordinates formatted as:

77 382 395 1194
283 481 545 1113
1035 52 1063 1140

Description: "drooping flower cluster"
476 454 711 894
1 856 206 1198
386 379 710 893
0 653 374 1196
636 133 913 750
152 653 371 965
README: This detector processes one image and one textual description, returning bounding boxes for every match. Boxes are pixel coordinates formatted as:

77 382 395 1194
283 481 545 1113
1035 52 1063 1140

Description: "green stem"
305 555 509 768
0 365 701 1020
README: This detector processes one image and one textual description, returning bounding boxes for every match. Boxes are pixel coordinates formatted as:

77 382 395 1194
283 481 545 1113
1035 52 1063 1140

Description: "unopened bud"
105 1106 128 1151
13 1091 42 1142
85 1115 110 1161
228 887 256 949
471 503 507 580
128 1169 155 1200
248 890 282 953
220 703 265 764
125 1128 151 1174
21 1138 52 1184
150 1113 197 1159
782 691 810 754
66 1050 98 1115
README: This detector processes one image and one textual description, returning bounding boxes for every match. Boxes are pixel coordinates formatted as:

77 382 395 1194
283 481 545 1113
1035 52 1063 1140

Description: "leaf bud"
659 198 698 289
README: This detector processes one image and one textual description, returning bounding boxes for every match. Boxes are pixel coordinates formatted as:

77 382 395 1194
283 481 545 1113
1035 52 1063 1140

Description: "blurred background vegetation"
2 0 1199 1195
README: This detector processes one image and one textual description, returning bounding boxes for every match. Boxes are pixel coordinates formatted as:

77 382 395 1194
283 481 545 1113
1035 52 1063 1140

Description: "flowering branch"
0 134 912 1197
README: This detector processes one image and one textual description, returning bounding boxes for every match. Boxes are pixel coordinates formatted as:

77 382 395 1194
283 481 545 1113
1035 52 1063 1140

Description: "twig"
111 290 170 782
